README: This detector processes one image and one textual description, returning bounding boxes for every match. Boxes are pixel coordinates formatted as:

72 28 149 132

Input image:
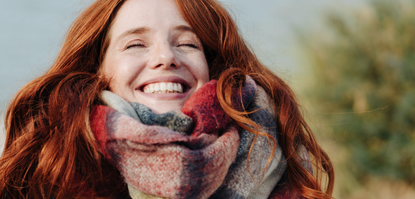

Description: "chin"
147 102 184 114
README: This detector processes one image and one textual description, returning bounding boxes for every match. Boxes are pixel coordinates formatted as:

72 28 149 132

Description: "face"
101 0 209 114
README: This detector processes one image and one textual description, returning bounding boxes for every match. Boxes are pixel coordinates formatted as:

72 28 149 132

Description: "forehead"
110 0 188 37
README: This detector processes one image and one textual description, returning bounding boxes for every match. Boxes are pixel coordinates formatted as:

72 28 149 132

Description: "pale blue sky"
0 0 365 150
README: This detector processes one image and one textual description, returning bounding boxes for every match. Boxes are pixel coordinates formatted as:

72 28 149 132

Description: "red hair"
0 0 334 198
176 0 334 198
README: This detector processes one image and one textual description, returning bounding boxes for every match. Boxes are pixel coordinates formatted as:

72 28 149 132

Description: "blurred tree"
298 0 415 192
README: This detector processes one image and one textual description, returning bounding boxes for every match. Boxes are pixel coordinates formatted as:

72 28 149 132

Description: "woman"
0 0 334 198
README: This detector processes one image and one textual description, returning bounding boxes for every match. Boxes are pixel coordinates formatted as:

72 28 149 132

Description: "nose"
149 41 179 70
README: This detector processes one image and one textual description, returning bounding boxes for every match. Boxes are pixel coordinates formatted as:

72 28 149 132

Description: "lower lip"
138 90 190 100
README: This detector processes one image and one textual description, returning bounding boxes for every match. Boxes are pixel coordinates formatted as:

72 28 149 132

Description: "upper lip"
137 76 190 92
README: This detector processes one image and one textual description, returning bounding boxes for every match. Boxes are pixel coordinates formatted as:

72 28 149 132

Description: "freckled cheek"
106 67 140 96
102 67 125 95
108 79 135 103
115 58 146 83
196 57 209 83
184 53 209 78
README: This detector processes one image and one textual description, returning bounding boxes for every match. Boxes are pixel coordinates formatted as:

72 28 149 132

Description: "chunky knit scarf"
89 77 308 199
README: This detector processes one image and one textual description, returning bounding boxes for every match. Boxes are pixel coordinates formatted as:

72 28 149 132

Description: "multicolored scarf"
89 77 308 199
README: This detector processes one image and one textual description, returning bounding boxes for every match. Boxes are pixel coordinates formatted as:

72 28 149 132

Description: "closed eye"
126 43 146 49
178 43 199 49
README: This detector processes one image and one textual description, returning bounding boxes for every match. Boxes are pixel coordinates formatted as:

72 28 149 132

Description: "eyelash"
126 43 145 49
126 42 199 50
178 42 199 48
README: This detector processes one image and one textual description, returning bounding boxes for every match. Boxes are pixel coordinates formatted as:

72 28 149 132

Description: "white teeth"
160 82 166 91
173 83 178 91
177 84 183 93
143 82 184 94
167 82 173 92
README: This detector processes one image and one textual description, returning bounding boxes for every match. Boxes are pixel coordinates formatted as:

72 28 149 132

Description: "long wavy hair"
0 0 334 198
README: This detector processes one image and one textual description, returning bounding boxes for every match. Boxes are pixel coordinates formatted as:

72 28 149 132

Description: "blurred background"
0 0 413 198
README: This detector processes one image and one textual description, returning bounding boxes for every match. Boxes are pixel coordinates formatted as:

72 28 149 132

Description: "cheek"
106 73 126 98
105 56 144 84
101 60 132 96
195 54 210 83
200 65 209 83
106 71 135 103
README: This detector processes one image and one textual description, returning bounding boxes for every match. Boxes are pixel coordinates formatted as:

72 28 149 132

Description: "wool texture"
89 77 308 199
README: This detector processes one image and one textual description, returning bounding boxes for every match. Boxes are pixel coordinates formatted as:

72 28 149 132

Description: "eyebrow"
116 27 150 43
174 25 195 33
115 25 195 42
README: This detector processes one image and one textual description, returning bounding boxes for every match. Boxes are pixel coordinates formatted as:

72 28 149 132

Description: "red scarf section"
89 79 306 199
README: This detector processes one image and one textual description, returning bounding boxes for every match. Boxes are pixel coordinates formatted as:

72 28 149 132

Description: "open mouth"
142 82 186 94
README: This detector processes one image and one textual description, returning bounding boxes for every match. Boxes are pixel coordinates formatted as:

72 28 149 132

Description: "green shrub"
299 0 415 187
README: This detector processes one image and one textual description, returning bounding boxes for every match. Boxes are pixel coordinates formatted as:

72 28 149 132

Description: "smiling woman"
102 0 209 114
0 0 334 199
